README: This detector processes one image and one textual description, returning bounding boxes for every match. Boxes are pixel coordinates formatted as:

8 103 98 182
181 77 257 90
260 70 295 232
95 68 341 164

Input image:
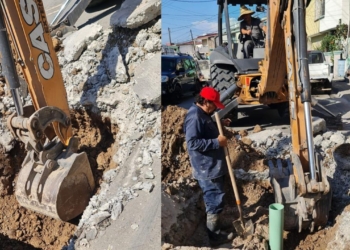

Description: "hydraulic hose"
0 10 23 116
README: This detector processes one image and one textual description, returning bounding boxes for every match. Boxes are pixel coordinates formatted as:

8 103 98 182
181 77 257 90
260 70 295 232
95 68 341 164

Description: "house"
196 33 218 53
176 40 202 55
306 0 349 50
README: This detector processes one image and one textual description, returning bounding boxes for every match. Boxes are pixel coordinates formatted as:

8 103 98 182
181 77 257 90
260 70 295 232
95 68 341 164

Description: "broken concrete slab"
110 0 161 29
312 116 326 134
104 46 128 83
132 53 161 105
63 24 103 62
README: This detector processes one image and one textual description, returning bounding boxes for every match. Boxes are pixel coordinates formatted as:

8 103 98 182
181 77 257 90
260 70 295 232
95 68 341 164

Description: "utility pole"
190 30 196 53
168 28 172 45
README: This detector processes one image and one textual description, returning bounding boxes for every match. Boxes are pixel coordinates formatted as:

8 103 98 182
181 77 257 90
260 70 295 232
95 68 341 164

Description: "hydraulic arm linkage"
0 0 95 221
269 0 331 232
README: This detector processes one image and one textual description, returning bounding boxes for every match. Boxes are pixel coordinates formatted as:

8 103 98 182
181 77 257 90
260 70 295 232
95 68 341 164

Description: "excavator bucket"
15 139 95 221
7 106 95 221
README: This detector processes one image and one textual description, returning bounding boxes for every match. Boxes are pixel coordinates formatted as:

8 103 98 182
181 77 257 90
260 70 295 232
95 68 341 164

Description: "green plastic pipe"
269 203 284 250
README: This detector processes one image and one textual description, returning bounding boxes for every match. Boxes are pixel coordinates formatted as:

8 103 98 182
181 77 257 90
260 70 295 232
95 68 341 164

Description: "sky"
162 0 267 45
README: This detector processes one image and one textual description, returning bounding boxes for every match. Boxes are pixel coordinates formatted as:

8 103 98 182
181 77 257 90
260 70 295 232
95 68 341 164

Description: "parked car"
161 54 201 103
308 50 333 94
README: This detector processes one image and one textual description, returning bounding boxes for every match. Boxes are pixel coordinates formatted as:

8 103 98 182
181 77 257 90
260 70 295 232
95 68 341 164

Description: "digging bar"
214 112 254 237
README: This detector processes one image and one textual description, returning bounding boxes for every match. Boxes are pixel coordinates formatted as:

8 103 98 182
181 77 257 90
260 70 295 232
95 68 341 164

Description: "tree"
320 24 348 52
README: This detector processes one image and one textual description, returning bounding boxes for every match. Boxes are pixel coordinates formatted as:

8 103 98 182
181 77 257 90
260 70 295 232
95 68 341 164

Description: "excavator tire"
210 64 238 121
210 64 235 103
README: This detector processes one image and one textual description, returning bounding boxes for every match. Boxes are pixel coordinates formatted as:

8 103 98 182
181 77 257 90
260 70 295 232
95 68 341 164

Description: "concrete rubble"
0 0 161 249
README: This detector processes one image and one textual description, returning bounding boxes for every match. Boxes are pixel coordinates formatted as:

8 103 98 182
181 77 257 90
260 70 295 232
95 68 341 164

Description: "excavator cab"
0 1 95 221
210 0 331 232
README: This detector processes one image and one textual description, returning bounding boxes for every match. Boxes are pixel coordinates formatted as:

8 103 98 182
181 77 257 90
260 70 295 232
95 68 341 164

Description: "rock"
63 24 103 62
87 40 102 52
152 19 161 33
241 137 252 146
131 223 138 230
239 129 248 137
149 137 161 158
323 131 333 139
111 202 123 220
329 133 346 145
248 129 284 146
141 182 154 193
265 138 273 148
144 170 155 179
89 211 111 225
110 0 161 29
314 134 323 147
253 125 262 133
0 129 14 152
104 46 128 83
80 238 89 247
142 150 153 165
85 227 98 241
131 133 143 141
312 117 326 134
132 53 161 105
132 182 143 190
321 139 331 149
99 202 111 212
103 169 117 183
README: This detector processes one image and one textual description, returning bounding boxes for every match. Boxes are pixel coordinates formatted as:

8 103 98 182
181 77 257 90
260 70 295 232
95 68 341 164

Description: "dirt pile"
0 109 118 250
161 105 350 250
161 105 272 248
161 105 190 183
161 106 267 184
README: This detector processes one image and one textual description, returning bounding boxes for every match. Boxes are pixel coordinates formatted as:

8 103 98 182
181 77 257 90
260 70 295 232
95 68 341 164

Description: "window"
315 0 325 21
182 59 193 70
161 58 177 72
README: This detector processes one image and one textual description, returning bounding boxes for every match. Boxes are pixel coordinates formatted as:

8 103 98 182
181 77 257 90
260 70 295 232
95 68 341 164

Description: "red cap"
200 87 225 109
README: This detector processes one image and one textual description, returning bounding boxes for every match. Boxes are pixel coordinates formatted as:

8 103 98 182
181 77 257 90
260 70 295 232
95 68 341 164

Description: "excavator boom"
0 0 95 221
210 0 331 232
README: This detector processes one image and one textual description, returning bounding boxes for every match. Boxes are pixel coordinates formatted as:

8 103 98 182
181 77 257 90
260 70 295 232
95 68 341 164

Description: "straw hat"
238 6 255 21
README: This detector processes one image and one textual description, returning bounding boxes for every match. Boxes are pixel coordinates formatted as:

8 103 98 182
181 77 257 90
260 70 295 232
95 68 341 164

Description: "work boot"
206 213 234 246
218 214 234 230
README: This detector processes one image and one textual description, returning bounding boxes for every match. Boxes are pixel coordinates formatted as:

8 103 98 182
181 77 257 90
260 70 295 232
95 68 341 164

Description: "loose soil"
161 105 340 250
0 109 118 250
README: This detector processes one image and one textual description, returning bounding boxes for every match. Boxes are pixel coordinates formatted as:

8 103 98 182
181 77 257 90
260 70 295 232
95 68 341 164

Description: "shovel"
214 112 254 238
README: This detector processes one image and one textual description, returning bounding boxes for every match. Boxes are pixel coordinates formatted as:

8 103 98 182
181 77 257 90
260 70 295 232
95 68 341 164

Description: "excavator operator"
239 5 266 58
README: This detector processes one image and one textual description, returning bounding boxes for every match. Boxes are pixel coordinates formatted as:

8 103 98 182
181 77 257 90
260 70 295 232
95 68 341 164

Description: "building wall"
310 34 324 50
320 0 342 32
306 0 320 37
178 45 195 55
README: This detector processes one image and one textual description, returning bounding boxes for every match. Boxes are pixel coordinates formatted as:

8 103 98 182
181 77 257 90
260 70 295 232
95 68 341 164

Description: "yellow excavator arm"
210 0 331 232
0 0 95 221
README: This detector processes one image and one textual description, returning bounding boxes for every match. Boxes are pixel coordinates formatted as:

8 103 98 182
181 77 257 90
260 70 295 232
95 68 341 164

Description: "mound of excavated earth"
161 105 350 250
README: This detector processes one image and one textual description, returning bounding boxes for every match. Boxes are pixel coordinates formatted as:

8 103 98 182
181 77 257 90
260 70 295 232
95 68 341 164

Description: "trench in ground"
0 109 118 250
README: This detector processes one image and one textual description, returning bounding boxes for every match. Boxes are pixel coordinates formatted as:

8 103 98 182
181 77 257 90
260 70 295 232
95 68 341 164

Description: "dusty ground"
0 109 118 250
161 105 346 250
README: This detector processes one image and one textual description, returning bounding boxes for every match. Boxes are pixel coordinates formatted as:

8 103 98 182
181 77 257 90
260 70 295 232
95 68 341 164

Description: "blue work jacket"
183 104 228 180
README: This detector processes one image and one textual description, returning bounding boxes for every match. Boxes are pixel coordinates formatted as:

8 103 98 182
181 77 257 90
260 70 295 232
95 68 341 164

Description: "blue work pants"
197 175 225 214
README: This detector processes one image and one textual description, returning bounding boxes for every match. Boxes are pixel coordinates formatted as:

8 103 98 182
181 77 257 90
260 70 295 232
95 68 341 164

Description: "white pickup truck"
308 51 333 94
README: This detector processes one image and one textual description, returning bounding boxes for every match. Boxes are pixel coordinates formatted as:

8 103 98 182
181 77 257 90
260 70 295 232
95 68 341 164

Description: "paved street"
173 78 350 132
